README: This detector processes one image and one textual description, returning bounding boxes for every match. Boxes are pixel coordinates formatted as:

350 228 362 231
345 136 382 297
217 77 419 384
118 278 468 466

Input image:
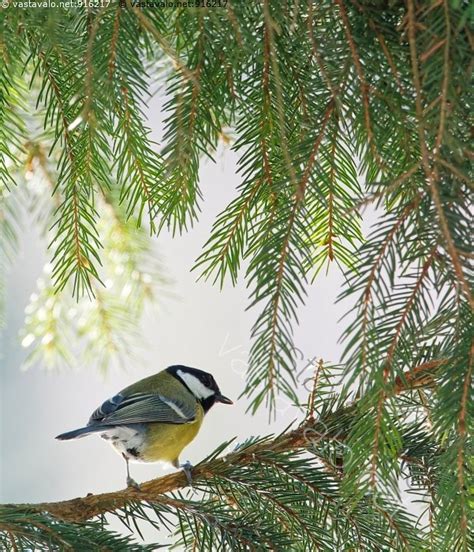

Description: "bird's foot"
180 460 193 487
126 476 141 490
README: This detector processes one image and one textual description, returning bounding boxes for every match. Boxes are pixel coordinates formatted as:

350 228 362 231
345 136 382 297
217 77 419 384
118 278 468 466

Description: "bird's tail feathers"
55 426 104 440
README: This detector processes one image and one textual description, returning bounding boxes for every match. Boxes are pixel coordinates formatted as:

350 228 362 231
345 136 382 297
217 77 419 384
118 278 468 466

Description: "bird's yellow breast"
140 404 204 464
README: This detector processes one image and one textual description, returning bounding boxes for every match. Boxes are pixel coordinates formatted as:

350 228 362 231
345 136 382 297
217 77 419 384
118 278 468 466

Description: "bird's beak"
215 394 233 405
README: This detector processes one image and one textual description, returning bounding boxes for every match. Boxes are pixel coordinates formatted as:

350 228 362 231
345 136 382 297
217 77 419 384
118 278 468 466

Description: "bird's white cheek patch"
100 427 146 462
177 370 214 399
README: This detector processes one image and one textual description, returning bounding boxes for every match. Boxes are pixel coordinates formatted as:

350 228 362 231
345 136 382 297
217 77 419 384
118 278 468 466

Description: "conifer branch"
370 246 438 489
348 0 403 94
10 359 445 524
334 0 384 172
2 4 472 547
127 2 197 85
406 0 473 309
358 201 418 385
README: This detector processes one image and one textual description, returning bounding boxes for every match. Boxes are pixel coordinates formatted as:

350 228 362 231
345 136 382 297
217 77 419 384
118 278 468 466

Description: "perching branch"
10 359 446 523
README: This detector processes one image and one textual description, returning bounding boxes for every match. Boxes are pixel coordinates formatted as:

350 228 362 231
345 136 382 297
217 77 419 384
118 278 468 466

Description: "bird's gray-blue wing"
88 392 196 426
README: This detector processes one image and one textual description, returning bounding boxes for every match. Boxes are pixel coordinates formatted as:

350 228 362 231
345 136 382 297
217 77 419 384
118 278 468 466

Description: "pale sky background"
1 93 374 543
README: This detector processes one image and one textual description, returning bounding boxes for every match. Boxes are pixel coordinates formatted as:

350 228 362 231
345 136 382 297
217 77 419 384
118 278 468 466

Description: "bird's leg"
181 460 193 486
173 458 194 487
122 453 140 490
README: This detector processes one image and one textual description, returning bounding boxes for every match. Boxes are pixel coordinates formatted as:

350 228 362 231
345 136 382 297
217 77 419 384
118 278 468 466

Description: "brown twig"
306 358 324 421
108 8 121 81
348 0 404 94
118 85 157 233
394 358 448 393
37 52 88 284
307 2 338 99
457 341 473 535
265 100 334 394
434 0 450 154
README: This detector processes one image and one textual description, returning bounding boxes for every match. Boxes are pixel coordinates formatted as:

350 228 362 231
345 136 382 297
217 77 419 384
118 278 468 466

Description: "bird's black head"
166 365 233 413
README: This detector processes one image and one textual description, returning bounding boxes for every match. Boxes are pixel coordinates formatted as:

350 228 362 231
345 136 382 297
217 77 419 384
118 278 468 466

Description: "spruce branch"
0 507 157 551
32 44 104 298
262 0 297 189
369 246 438 492
127 1 198 86
8 359 444 524
2 4 472 547
348 0 404 95
406 0 472 310
11 134 165 372
334 0 385 173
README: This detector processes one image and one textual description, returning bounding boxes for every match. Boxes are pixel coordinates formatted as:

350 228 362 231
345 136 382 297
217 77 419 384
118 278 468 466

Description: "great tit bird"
56 365 232 487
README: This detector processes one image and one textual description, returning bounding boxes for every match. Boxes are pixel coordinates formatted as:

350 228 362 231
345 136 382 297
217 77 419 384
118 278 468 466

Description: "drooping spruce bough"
0 1 472 550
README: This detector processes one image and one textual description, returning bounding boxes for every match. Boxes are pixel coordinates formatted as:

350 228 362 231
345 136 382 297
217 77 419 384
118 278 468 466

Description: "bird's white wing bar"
158 395 190 420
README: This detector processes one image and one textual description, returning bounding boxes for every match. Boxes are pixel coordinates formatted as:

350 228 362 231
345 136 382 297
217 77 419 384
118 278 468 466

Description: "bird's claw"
127 476 141 490
181 460 193 487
